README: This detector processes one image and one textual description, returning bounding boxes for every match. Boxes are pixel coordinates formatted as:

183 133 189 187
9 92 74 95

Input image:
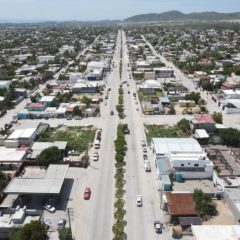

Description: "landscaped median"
116 85 125 119
112 124 128 240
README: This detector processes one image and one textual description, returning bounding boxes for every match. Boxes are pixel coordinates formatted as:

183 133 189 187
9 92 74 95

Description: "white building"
224 99 240 114
59 45 75 54
152 138 213 179
192 225 240 240
87 61 109 70
69 72 84 81
222 89 240 99
138 80 161 95
7 128 38 146
37 55 55 63
0 81 11 89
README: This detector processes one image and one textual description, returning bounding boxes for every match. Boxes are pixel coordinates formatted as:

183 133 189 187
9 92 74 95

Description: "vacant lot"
203 200 236 225
39 125 96 152
145 124 189 143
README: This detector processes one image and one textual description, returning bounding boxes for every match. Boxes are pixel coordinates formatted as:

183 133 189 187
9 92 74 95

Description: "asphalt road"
121 31 172 240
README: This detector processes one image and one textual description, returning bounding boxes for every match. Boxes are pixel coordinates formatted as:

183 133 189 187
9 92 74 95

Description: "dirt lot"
203 200 236 225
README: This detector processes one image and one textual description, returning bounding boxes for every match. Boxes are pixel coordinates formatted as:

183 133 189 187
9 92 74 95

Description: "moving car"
144 161 151 172
143 147 147 153
43 204 56 213
154 221 162 233
84 187 91 200
128 91 130 94
141 140 146 147
136 195 142 207
110 110 114 115
93 152 99 161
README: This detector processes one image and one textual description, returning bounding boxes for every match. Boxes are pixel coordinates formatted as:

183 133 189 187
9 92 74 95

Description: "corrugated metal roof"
166 192 197 216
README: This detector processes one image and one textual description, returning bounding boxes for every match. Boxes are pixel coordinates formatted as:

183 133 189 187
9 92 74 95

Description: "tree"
73 106 82 117
218 128 240 147
212 112 223 124
193 189 213 218
37 146 62 166
59 227 71 240
9 221 47 240
81 96 92 107
185 92 201 104
177 119 190 133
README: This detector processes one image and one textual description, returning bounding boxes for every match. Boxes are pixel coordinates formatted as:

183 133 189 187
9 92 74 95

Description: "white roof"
4 164 69 195
192 225 240 240
152 138 203 155
195 129 209 139
39 96 55 102
226 99 240 108
8 128 37 140
0 147 27 162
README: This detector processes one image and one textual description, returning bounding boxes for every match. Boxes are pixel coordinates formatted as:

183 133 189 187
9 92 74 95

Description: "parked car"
136 108 139 111
93 152 99 161
74 116 82 120
128 91 130 94
4 123 12 130
68 150 80 156
66 116 72 120
84 187 91 200
110 111 114 115
136 195 142 207
43 204 56 213
154 221 162 233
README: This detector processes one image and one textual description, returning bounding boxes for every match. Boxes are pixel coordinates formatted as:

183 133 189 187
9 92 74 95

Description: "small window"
181 164 184 167
188 162 191 165
194 164 199 167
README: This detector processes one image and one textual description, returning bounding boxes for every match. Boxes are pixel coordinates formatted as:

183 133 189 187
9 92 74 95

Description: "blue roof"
160 96 170 103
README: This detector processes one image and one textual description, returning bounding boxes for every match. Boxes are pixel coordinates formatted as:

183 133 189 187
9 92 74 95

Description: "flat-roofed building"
192 225 240 240
7 128 38 146
152 138 213 179
4 164 69 195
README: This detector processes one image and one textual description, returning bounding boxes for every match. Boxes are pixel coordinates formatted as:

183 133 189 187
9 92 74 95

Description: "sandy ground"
203 200 236 225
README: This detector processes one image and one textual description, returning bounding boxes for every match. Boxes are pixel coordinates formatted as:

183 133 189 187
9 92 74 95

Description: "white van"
94 140 100 149
144 161 151 172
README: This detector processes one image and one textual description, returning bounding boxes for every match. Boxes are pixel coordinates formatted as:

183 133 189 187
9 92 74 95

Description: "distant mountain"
124 10 240 22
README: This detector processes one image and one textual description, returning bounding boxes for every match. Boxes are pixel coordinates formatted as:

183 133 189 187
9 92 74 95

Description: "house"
154 67 174 79
26 103 46 112
152 138 214 179
29 141 68 159
191 114 216 133
160 96 171 107
39 96 55 107
138 80 161 95
224 99 240 114
7 128 38 146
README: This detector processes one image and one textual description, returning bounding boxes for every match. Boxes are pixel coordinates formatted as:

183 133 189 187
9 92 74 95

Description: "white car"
43 204 56 213
93 152 99 161
136 195 142 207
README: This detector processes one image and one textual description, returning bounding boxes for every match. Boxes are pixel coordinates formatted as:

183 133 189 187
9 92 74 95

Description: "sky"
0 0 239 22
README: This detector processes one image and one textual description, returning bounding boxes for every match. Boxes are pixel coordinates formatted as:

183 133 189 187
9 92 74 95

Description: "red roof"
28 102 44 108
194 114 215 124
222 82 234 89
